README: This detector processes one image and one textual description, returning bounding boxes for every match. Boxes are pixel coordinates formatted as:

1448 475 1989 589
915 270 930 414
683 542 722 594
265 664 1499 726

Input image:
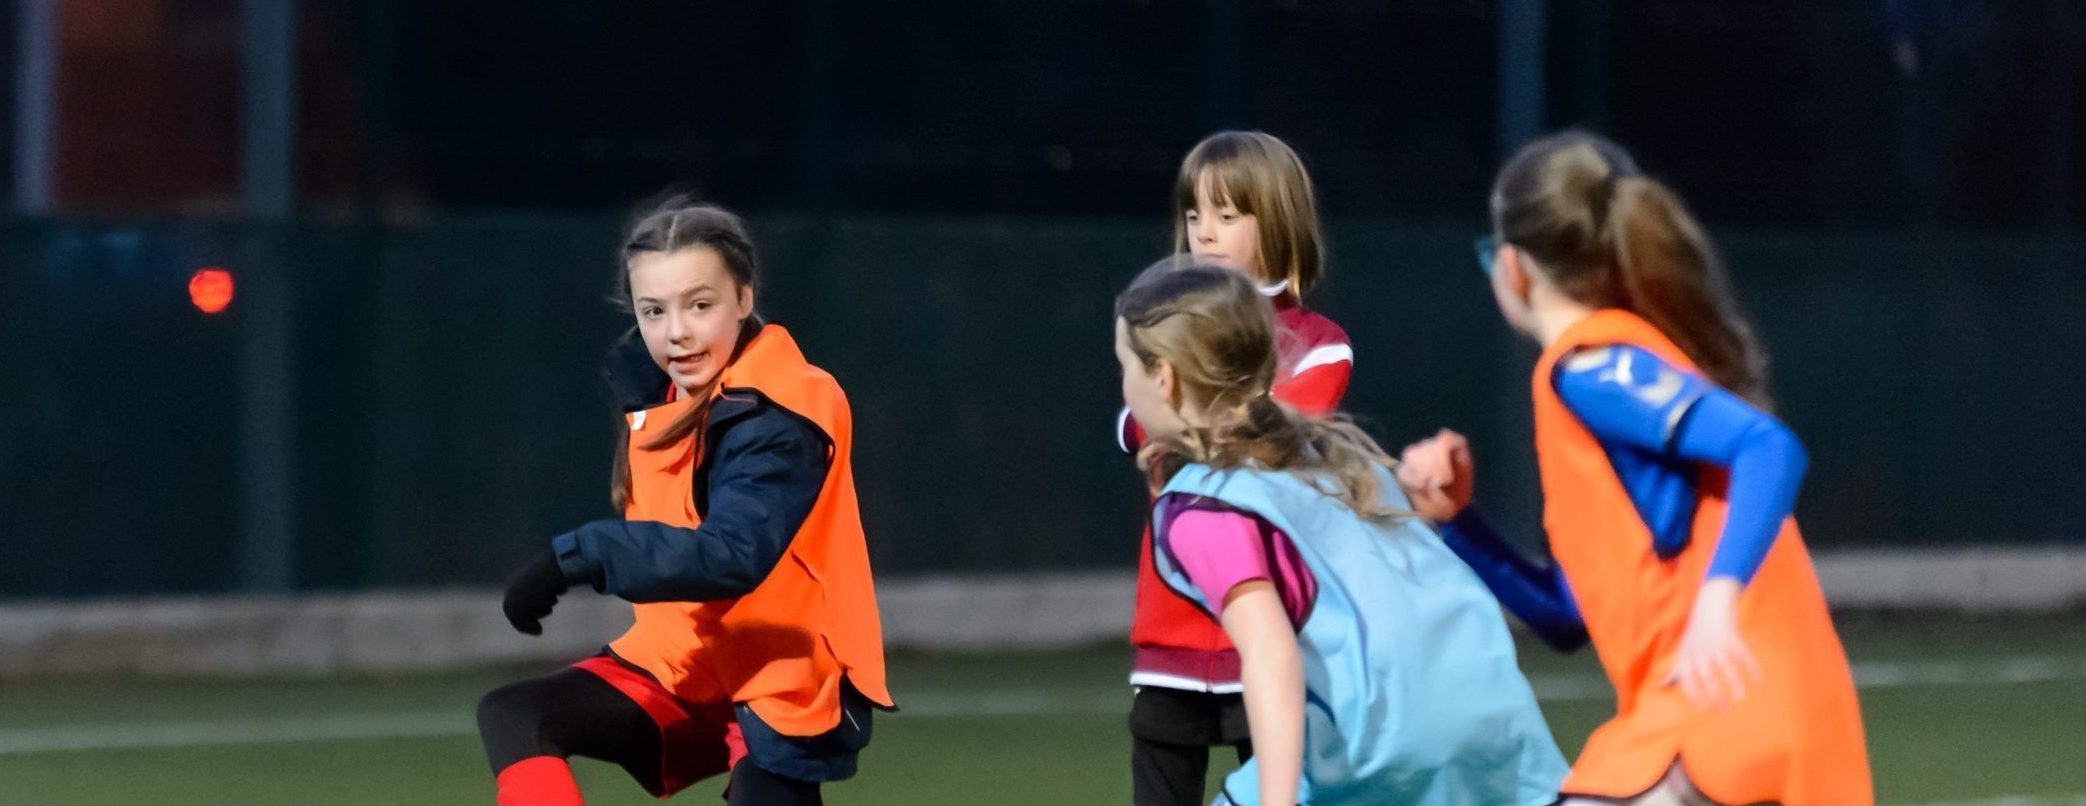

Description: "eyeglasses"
1473 234 1502 277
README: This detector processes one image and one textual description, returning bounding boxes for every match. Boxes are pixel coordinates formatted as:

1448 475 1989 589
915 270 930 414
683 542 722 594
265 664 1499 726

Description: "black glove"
502 549 570 636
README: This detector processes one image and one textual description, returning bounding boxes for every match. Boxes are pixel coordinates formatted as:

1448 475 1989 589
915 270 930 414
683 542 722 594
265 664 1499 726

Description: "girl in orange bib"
476 198 892 806
1399 132 1871 806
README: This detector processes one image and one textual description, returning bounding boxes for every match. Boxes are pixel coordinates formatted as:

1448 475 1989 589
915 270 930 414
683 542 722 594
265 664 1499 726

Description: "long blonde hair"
1116 265 1402 522
1172 131 1326 295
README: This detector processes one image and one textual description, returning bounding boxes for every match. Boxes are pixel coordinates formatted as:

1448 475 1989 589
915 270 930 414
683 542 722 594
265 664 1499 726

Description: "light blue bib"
1155 464 1566 806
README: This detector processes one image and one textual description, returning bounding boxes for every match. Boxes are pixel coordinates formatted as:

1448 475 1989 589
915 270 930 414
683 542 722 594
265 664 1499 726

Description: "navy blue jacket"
552 325 832 604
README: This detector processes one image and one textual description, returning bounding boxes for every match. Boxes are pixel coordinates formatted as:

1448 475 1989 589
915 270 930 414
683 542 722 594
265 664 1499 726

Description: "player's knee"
476 681 544 741
478 680 565 772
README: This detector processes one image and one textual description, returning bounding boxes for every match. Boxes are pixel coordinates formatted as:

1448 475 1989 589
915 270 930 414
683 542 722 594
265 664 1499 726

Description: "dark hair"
1492 130 1771 406
609 194 764 509
613 193 762 306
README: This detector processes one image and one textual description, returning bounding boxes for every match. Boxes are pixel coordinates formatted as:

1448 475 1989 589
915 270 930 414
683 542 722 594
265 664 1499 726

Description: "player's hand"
1396 428 1475 521
1666 578 1761 711
502 549 570 636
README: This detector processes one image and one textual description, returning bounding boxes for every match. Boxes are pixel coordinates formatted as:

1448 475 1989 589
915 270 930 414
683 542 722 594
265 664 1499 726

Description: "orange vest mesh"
608 324 892 736
1535 309 1869 805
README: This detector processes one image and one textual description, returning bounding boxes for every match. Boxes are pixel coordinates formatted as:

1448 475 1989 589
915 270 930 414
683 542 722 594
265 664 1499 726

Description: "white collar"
1258 280 1290 298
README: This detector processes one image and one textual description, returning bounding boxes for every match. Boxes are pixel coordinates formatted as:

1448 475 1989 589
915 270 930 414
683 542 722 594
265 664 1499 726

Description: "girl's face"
1116 319 1188 442
628 246 754 397
1184 173 1264 283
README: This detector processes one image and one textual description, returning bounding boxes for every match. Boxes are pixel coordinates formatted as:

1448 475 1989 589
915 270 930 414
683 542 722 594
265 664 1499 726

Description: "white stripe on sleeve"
1292 343 1354 376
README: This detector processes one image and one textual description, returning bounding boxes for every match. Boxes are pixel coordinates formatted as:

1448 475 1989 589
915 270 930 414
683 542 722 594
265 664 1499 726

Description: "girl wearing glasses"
1399 131 1871 806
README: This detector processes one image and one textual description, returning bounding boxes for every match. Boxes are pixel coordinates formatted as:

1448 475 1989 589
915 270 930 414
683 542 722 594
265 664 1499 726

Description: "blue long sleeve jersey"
1437 343 1809 652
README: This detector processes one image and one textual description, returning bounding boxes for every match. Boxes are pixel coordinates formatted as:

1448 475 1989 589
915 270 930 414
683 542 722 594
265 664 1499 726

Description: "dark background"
2 0 2079 596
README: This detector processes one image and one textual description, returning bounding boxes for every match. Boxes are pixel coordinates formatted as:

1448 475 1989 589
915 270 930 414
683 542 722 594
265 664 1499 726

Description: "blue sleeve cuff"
552 527 605 592
1436 507 1589 652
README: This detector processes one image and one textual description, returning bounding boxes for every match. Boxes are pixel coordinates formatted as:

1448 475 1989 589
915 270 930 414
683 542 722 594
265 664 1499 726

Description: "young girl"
1116 265 1565 806
477 198 893 806
1399 131 1872 805
1119 131 1354 806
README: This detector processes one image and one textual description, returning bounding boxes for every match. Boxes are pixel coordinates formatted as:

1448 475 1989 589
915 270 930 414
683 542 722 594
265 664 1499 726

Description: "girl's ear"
1487 244 1538 334
1155 360 1181 410
1501 245 1551 304
737 282 755 316
1501 246 1537 300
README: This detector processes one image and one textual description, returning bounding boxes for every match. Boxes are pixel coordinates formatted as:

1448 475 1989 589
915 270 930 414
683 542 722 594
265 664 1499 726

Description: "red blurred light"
189 268 235 314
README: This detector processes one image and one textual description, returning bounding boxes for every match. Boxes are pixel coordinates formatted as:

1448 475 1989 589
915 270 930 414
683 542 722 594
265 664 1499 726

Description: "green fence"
1 215 2080 597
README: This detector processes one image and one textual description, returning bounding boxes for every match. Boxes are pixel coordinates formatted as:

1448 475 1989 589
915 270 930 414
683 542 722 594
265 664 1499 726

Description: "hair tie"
1591 168 1632 234
1594 171 1623 211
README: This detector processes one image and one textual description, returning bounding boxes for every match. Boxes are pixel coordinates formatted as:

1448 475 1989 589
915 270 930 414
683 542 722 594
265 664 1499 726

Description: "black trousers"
477 665 823 806
1129 687 1255 806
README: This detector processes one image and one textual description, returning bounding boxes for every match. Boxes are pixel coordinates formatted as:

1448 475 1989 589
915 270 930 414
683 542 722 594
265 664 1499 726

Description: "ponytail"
610 383 718 512
1494 131 1772 406
1605 177 1770 405
1141 394 1404 523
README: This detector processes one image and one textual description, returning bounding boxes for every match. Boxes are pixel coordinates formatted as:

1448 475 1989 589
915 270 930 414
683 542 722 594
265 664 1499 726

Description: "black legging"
477 666 822 805
1128 687 1255 806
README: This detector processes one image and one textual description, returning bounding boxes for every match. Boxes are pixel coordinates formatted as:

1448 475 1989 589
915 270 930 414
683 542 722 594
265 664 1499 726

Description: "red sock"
495 756 584 806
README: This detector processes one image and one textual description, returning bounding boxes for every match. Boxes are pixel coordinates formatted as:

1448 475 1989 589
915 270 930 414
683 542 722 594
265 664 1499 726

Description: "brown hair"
1116 264 1403 522
1172 131 1326 295
1492 130 1771 405
608 194 763 509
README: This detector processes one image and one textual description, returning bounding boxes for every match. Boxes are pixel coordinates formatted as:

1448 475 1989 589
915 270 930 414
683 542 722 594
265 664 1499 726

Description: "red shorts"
572 656 748 797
